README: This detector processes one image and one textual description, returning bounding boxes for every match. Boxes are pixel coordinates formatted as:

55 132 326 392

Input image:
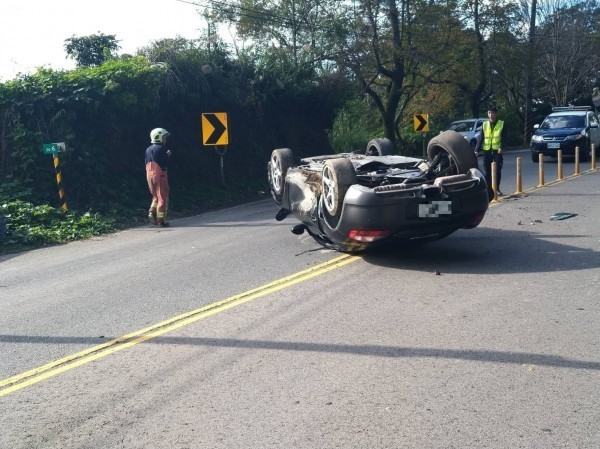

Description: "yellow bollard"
574 146 580 175
515 157 522 194
592 143 597 170
538 154 544 187
557 149 563 180
491 161 498 202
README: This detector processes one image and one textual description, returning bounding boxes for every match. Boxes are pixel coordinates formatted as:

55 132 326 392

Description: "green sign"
42 142 66 154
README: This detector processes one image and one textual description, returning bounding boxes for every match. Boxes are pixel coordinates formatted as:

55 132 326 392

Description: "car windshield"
448 121 474 132
540 115 585 130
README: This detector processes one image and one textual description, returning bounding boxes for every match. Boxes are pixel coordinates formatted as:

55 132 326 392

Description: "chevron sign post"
413 114 429 132
414 114 429 158
201 112 230 187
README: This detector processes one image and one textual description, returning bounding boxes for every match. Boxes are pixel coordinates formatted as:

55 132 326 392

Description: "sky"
0 0 216 81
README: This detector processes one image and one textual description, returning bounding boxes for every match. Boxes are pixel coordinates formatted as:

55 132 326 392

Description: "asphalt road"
1 167 599 449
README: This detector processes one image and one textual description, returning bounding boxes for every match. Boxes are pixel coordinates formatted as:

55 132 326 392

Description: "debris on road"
549 212 578 221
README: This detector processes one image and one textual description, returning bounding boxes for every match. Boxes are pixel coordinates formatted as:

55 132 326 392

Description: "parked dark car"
267 131 489 252
530 106 600 162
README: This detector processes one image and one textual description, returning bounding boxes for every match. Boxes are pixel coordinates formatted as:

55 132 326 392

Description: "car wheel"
531 152 539 163
427 130 478 175
268 148 294 204
469 139 477 150
365 138 395 156
321 158 357 223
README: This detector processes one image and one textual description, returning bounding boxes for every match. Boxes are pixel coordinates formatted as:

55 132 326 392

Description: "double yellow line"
0 254 360 397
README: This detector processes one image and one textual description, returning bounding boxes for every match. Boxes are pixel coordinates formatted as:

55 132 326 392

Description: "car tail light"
348 229 391 242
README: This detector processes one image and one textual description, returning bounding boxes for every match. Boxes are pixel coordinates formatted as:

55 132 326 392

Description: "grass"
0 179 270 255
0 200 117 254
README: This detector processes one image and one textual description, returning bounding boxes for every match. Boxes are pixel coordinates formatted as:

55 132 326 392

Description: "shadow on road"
361 227 599 275
1 335 598 371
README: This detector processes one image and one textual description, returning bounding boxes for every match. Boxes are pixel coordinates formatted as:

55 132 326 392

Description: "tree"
535 0 600 106
209 0 353 70
339 0 421 147
454 0 488 118
64 33 120 67
522 0 538 144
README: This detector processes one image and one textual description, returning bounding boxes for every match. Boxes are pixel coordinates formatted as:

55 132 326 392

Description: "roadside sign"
413 114 429 132
201 113 229 145
42 142 66 154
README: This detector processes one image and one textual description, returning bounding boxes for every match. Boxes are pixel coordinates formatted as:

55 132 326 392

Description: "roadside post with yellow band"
42 142 68 212
201 112 230 187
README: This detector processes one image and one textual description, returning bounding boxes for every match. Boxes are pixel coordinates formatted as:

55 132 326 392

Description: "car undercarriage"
268 132 489 252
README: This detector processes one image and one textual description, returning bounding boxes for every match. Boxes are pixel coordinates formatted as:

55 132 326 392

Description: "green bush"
0 200 116 253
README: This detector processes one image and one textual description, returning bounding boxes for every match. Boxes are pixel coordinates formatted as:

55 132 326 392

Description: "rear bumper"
319 169 489 248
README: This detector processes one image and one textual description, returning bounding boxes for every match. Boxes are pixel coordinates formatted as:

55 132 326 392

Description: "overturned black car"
268 130 489 252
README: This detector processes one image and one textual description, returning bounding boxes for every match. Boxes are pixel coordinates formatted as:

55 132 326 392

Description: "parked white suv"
446 118 487 151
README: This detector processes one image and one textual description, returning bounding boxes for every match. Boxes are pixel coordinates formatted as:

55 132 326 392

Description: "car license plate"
547 142 560 149
418 200 452 218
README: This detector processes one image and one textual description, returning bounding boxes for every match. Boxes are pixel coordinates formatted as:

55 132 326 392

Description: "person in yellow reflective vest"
476 105 507 199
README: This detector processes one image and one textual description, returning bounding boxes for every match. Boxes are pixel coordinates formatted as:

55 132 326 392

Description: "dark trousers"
483 151 503 198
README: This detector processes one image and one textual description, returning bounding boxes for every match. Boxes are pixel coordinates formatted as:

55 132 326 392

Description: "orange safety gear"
146 164 169 225
145 138 170 226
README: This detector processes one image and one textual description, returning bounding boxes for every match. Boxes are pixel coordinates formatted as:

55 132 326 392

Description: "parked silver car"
446 118 487 151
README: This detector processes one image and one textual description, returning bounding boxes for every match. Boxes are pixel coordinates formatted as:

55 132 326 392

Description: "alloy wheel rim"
322 166 336 212
270 155 282 192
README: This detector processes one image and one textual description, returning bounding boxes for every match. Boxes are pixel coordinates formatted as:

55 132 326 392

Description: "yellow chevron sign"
414 114 429 132
202 113 229 145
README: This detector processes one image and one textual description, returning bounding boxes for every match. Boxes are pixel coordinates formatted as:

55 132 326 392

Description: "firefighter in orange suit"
145 128 172 227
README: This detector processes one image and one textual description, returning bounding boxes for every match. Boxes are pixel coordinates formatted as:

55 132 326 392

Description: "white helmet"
150 128 170 144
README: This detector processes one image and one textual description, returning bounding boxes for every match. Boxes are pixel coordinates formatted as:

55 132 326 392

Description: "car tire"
321 158 357 223
365 138 395 156
531 152 540 163
268 148 294 204
427 130 478 174
469 139 477 150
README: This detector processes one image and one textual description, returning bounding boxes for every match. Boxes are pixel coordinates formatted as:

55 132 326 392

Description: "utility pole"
205 12 213 55
524 0 537 145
